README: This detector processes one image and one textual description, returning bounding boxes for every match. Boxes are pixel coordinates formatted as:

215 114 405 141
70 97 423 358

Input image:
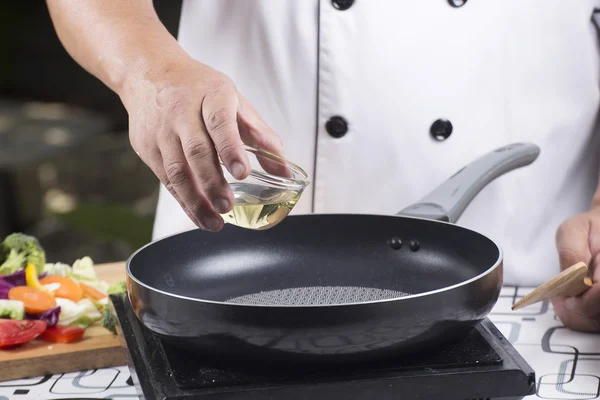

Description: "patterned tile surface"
1 286 599 399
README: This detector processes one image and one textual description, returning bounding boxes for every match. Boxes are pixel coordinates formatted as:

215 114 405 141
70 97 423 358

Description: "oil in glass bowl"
220 146 310 230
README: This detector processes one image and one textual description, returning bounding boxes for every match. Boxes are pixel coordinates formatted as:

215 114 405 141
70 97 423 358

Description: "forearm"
46 0 189 99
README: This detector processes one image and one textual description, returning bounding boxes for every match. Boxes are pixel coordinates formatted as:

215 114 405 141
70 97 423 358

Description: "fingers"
564 218 600 319
159 130 227 232
566 281 600 319
202 81 251 181
162 77 247 228
555 215 592 270
134 137 224 232
551 295 600 332
128 66 290 232
553 271 600 333
552 213 600 332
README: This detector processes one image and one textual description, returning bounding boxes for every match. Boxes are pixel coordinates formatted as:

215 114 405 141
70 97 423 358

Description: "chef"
46 0 600 332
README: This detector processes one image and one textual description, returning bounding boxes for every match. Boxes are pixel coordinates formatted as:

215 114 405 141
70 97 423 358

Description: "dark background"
0 0 182 264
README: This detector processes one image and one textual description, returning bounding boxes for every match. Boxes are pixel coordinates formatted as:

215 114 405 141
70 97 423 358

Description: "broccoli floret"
107 280 126 295
101 305 117 335
0 233 46 275
0 249 26 275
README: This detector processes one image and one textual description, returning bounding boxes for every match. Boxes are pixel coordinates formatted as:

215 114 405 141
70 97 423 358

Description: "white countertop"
1 284 599 399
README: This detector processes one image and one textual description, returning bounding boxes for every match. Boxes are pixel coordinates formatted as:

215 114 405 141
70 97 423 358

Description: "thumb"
555 214 592 271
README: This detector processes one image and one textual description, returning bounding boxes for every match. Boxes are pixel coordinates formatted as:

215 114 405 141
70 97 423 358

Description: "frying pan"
126 142 540 366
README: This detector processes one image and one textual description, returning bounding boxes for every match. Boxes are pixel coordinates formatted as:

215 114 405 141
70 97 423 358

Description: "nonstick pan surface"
126 143 540 366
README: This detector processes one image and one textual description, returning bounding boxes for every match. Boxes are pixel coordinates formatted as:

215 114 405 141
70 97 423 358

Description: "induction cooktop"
110 294 536 400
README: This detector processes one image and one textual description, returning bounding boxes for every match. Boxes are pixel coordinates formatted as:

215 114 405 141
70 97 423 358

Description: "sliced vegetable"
40 324 85 343
80 282 107 301
0 299 25 320
55 298 102 329
40 276 83 302
43 262 72 277
101 305 117 334
0 270 48 300
71 257 110 292
71 257 97 282
43 283 61 294
69 316 98 329
8 286 56 314
0 280 11 300
89 280 110 293
107 280 126 295
0 270 47 287
69 299 102 329
25 263 47 292
45 258 110 293
96 297 109 309
0 319 46 348
0 270 26 286
54 298 78 324
26 306 61 327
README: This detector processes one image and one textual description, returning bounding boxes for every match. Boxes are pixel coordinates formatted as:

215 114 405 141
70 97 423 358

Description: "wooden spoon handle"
511 262 593 311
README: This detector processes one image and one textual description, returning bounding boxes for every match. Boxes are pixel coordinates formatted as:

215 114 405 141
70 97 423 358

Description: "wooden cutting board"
0 262 127 382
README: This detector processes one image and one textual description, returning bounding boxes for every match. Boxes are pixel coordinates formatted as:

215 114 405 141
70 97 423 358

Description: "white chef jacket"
153 0 600 287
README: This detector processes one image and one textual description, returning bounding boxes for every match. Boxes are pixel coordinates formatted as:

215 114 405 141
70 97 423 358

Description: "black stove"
111 294 536 400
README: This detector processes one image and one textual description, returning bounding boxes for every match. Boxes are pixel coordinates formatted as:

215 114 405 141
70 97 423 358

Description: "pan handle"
396 142 540 223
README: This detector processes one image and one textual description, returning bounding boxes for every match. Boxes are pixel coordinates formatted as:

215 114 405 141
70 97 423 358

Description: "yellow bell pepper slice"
25 263 49 293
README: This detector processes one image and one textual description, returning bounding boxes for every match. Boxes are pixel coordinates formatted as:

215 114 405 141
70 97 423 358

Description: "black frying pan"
126 143 540 366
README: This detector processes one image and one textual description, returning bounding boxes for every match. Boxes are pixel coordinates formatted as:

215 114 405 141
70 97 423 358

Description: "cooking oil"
221 183 301 230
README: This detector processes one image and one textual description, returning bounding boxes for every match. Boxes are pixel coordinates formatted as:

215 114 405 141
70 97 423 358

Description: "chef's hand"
46 0 286 232
551 211 600 332
121 55 285 232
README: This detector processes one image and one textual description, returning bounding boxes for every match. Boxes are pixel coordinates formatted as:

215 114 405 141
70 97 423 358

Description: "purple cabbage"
0 270 48 299
0 279 11 299
26 306 61 327
1 270 26 286
0 270 47 287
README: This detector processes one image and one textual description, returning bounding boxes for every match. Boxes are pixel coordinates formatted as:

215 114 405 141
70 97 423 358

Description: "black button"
332 0 354 11
448 0 467 7
326 116 348 138
430 119 453 141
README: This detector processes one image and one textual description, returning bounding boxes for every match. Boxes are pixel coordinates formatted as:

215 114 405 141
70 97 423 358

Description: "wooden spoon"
511 261 593 310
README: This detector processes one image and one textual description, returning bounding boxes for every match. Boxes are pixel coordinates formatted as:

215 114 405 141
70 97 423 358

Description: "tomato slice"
8 286 57 314
79 283 107 301
0 319 47 348
40 324 85 344
39 276 83 302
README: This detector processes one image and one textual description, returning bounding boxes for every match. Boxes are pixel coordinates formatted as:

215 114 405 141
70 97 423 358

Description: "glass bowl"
219 145 310 230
